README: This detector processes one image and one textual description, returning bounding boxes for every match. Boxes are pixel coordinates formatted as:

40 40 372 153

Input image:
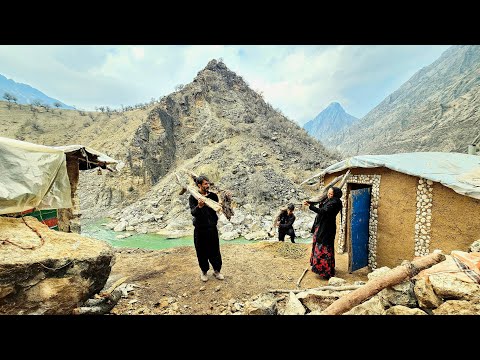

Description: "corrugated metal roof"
320 152 480 200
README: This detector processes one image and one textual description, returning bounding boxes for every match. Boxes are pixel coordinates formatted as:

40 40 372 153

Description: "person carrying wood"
304 186 343 280
189 175 224 282
277 203 296 243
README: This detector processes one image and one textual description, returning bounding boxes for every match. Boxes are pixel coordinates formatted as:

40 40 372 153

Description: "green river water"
81 218 311 250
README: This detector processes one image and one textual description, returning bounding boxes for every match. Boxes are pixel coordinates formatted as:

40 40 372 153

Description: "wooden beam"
175 173 222 212
268 285 362 294
321 252 446 315
307 170 351 203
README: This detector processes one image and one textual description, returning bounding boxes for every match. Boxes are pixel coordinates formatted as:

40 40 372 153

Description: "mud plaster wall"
324 167 417 269
430 183 480 254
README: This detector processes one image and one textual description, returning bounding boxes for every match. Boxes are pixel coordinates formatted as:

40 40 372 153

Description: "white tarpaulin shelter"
315 152 480 200
0 137 73 215
53 144 123 171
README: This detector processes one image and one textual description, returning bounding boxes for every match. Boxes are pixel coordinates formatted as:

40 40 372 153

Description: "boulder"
385 305 428 315
0 217 115 315
243 293 278 315
432 300 480 315
283 292 306 315
429 273 480 301
413 277 443 309
344 296 386 315
469 240 480 253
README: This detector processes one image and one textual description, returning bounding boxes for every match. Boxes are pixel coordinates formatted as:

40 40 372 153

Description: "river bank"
81 218 312 250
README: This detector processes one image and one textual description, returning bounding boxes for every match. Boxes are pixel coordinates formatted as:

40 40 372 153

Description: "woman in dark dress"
304 186 343 280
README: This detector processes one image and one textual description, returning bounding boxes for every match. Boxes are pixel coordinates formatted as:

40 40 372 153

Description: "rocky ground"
108 241 369 315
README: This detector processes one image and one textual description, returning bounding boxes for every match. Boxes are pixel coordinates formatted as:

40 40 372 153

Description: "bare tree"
3 92 17 109
175 84 184 91
32 99 43 107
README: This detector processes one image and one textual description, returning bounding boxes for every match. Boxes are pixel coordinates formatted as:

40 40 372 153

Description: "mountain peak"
303 102 358 142
192 59 249 91
328 101 341 108
325 45 480 155
199 59 235 78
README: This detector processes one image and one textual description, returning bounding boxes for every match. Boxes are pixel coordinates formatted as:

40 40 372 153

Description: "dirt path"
109 241 369 315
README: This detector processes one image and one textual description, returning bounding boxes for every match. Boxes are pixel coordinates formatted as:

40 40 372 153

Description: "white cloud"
0 45 451 124
131 46 145 60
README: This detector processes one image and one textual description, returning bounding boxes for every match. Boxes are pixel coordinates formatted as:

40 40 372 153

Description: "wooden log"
100 276 128 296
307 170 350 204
185 169 215 187
336 169 351 190
175 173 222 212
321 252 446 315
184 169 234 219
300 169 326 186
73 283 128 315
267 200 309 237
268 285 362 294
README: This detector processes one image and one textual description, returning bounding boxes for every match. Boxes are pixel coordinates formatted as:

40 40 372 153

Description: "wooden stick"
336 169 351 190
269 285 362 294
300 169 326 186
322 252 446 315
296 267 309 287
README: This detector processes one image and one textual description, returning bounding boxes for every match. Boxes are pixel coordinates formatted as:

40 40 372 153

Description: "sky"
0 45 451 126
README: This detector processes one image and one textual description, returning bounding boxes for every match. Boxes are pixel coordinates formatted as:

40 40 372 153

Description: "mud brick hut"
311 152 480 272
0 137 120 233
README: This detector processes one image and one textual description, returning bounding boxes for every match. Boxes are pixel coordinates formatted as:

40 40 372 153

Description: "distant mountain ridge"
0 74 74 109
303 102 358 143
324 45 480 155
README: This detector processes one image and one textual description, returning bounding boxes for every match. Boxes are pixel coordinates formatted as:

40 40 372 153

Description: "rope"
403 261 420 276
1 211 74 271
0 214 46 250
80 147 91 169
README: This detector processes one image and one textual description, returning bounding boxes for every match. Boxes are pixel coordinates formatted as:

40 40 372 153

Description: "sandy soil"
109 241 369 315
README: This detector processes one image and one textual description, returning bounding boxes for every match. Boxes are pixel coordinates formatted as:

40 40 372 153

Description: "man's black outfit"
189 192 222 274
278 210 296 243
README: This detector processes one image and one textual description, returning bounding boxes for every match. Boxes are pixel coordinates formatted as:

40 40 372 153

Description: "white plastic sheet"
53 144 119 165
0 137 73 214
320 152 480 200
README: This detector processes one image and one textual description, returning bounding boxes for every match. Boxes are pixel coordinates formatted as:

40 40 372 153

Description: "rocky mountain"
0 74 74 109
100 59 341 239
324 45 480 155
1 59 340 240
303 102 358 144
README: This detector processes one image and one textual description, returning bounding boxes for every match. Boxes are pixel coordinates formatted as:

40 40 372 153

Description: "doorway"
346 184 372 273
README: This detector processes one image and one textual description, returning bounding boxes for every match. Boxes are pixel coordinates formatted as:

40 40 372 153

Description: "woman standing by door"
304 186 343 280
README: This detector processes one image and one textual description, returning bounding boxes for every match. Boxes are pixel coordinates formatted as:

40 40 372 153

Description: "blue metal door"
350 187 370 272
